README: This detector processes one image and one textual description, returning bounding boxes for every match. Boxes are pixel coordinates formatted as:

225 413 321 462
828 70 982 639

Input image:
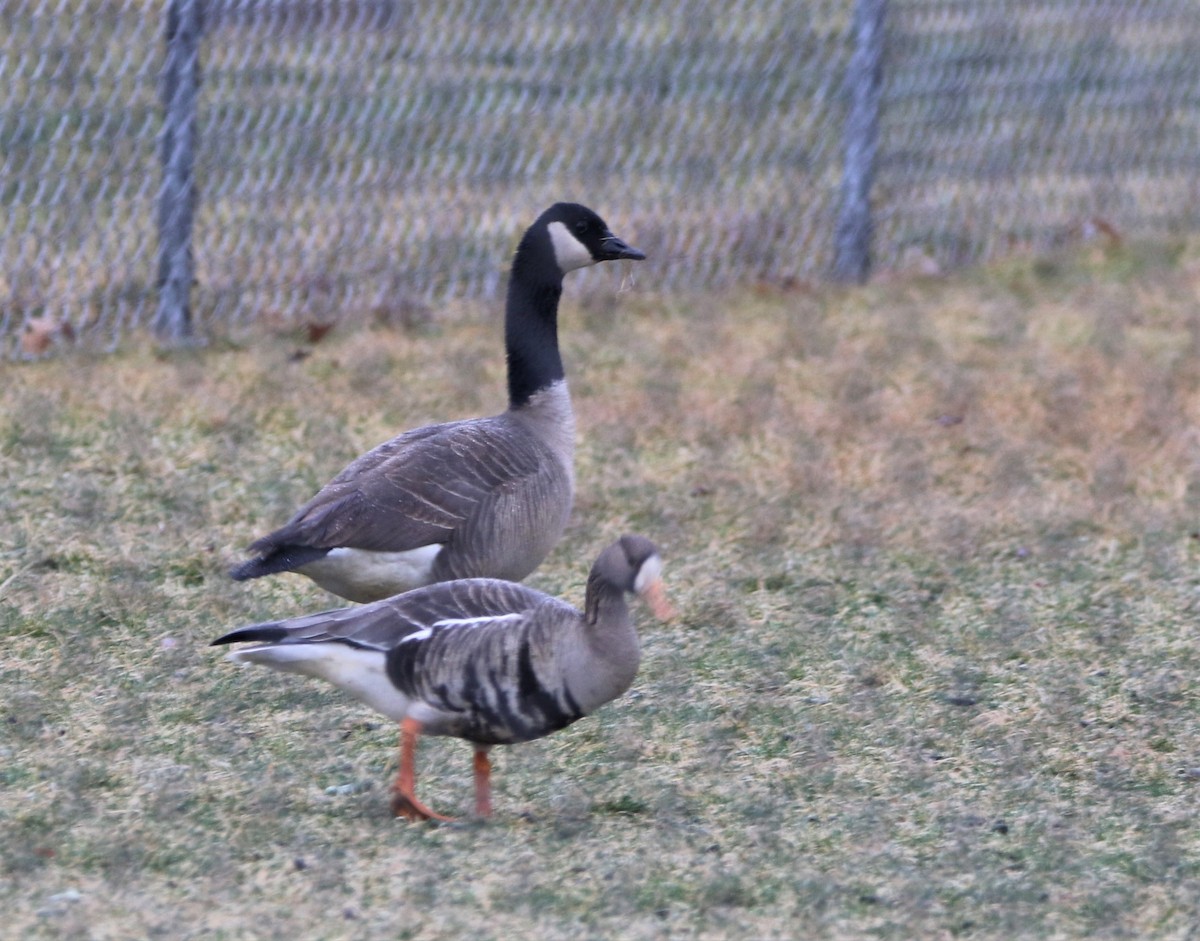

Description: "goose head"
504 203 645 409
593 534 675 620
524 202 646 277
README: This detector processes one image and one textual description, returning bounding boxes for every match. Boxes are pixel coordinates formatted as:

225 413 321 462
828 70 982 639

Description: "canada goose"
213 534 673 821
230 203 645 602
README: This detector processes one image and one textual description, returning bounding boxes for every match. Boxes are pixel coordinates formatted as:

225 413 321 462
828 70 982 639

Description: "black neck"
505 247 565 409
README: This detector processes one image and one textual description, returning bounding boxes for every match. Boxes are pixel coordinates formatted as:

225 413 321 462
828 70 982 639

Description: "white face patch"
547 220 598 273
633 553 663 594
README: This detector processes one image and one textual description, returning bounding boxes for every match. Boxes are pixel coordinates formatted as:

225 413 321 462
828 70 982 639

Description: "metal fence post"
832 0 886 284
154 0 202 343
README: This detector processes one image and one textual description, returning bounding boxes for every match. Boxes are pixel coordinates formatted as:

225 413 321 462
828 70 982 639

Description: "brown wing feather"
249 414 557 555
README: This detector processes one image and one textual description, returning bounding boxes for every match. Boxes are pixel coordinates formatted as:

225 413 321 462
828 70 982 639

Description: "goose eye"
574 221 589 236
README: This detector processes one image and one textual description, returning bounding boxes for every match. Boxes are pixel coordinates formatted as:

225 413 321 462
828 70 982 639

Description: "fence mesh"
880 0 1200 268
2 0 163 352
3 0 1200 355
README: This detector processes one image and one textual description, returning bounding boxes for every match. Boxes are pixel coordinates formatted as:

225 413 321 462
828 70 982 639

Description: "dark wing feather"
387 593 585 744
211 600 419 650
381 578 547 629
247 414 553 555
212 578 551 651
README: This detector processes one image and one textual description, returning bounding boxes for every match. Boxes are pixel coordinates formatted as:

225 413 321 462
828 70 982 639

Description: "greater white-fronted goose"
213 535 673 821
230 203 645 602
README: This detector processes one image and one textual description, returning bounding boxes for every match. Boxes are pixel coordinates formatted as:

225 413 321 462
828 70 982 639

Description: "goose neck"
505 270 565 410
576 579 640 701
584 574 632 638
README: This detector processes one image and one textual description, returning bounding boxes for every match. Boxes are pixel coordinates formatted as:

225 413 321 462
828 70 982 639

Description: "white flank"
547 220 596 272
298 544 442 603
633 553 664 594
229 642 410 721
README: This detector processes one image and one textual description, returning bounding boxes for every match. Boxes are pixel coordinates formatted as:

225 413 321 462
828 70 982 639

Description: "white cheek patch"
633 554 663 594
547 220 598 272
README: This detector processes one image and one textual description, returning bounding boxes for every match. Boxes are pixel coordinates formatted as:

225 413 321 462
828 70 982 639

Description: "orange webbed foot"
392 716 456 822
390 789 456 823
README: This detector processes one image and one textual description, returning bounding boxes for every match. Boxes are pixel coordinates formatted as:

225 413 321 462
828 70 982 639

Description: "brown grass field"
3 241 1200 938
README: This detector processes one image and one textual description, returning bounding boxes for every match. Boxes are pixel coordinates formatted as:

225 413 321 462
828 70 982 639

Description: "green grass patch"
4 247 1200 937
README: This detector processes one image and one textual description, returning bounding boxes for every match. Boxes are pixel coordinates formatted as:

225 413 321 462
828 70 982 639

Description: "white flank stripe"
433 613 523 630
397 612 522 645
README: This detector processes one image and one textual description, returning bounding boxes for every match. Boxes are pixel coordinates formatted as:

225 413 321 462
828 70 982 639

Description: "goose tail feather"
210 624 290 647
229 545 331 581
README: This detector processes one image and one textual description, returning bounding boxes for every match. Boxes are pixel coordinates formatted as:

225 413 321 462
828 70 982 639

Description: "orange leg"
390 717 454 822
473 748 493 818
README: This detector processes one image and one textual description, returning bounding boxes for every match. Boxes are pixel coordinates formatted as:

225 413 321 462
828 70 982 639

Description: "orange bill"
640 577 677 621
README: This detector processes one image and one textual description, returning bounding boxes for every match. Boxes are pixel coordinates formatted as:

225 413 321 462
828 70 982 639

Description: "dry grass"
3 241 1200 939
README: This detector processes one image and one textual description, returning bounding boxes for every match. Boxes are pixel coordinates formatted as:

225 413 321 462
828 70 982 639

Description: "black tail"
229 544 332 582
210 624 290 647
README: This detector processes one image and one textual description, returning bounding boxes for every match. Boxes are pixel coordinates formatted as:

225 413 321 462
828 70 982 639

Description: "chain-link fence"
4 1 1200 355
881 0 1200 268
